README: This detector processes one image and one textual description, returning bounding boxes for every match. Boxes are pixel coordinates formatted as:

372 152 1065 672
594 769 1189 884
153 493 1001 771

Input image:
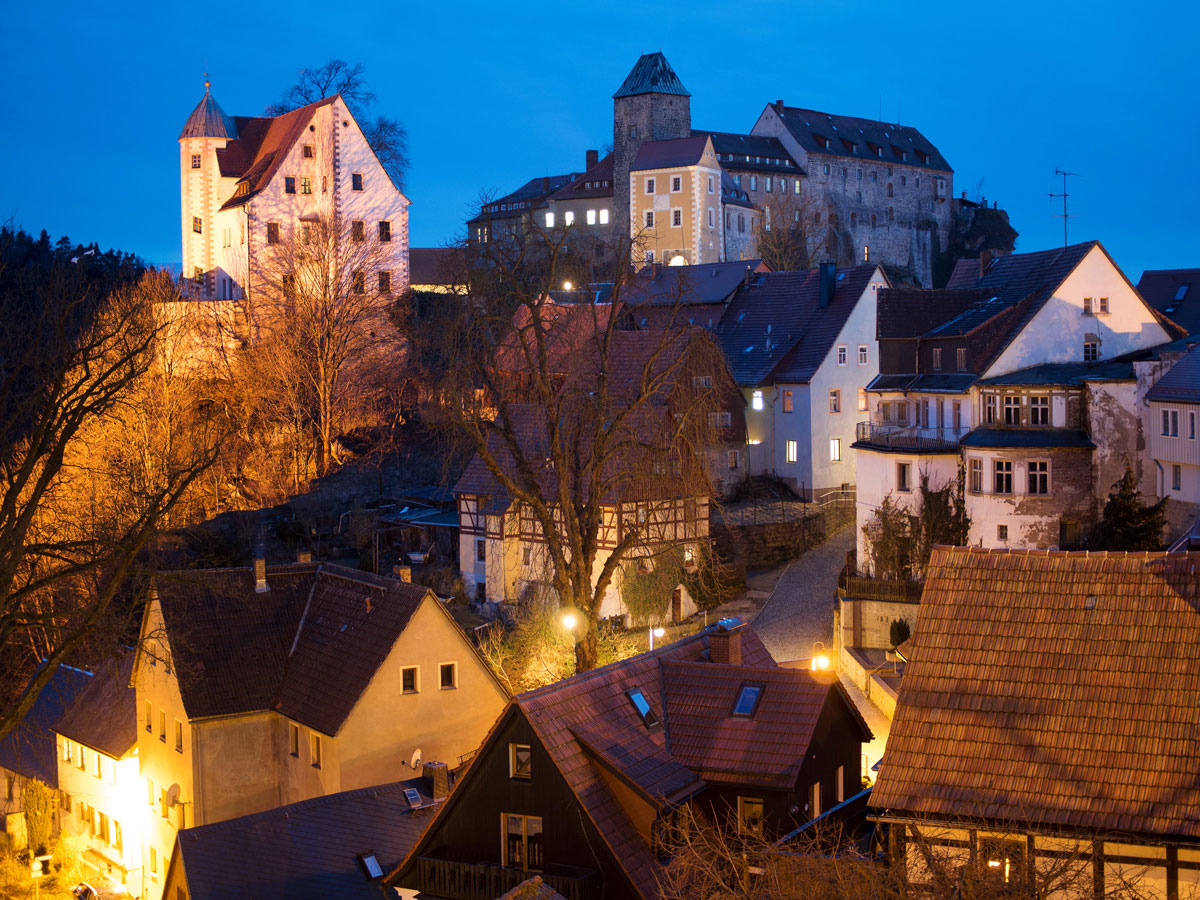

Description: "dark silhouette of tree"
267 58 409 191
1093 462 1167 550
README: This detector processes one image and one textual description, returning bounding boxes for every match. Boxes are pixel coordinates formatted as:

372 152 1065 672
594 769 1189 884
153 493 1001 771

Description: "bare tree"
755 190 835 272
237 213 403 481
0 262 222 740
419 225 735 673
267 58 409 191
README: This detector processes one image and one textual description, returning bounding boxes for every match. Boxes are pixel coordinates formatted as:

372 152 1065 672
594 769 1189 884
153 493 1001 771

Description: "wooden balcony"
854 421 964 453
413 856 601 900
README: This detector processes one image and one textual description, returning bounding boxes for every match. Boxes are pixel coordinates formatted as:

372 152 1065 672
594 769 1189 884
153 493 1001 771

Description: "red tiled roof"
153 563 431 735
548 154 614 201
631 136 711 172
872 547 1200 840
661 660 869 787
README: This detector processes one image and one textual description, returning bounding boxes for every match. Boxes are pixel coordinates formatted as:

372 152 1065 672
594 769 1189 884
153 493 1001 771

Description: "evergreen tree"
1093 462 1167 551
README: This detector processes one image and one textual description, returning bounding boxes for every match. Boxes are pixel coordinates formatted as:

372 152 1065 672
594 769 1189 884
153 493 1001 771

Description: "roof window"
627 689 660 728
357 854 384 879
732 682 765 717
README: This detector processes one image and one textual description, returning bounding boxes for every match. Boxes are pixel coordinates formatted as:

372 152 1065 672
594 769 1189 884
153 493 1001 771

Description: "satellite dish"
165 783 181 807
409 749 422 770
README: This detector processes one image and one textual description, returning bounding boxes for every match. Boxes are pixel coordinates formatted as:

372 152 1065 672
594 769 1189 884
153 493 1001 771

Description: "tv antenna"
1046 168 1081 247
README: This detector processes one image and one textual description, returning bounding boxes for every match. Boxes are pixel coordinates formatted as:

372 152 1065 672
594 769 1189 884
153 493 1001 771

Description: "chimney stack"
775 99 785 114
979 249 996 277
392 564 412 583
542 176 550 193
743 265 752 286
253 546 268 593
818 260 837 308
710 621 745 665
586 148 599 170
422 761 450 799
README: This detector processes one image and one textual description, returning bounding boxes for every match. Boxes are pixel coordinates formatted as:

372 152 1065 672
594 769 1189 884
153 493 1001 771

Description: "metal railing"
854 421 964 452
413 857 599 900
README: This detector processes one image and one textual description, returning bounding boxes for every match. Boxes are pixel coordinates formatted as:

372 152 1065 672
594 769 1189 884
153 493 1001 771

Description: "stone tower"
178 80 236 299
612 53 691 240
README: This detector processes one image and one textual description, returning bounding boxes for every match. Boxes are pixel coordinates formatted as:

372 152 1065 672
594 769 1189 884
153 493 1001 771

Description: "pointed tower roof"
179 80 237 140
613 52 690 99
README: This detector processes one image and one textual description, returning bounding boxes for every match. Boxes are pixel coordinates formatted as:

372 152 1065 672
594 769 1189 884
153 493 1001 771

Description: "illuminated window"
564 211 574 225
830 438 842 461
752 390 764 411
786 440 798 463
586 209 596 225
809 781 822 818
378 220 391 241
284 176 296 194
300 177 312 194
509 743 532 780
599 209 609 225
544 212 554 228
351 173 363 191
858 389 868 412
738 797 764 835
402 667 419 694
782 389 793 413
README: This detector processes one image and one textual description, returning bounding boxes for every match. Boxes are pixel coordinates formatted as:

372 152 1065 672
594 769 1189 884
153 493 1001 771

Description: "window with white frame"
671 208 681 227
752 390 764 411
897 462 911 492
1028 461 1049 495
830 438 842 461
564 211 574 226
984 394 997 424
645 177 656 194
837 345 848 366
586 209 596 225
858 345 868 366
599 208 609 225
671 175 681 192
1084 340 1099 361
1030 395 1050 425
969 458 982 492
1163 409 1180 436
829 390 840 413
707 175 715 193
645 211 654 227
1003 396 1021 425
786 440 798 463
994 460 1013 494
544 212 554 228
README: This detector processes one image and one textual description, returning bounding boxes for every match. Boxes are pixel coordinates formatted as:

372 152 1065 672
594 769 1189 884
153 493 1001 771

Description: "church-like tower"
178 81 236 299
612 53 692 240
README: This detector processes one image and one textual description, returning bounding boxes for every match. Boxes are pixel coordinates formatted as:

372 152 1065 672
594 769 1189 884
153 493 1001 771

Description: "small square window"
439 662 457 690
738 797 764 835
302 144 314 158
378 220 391 242
402 667 419 694
351 173 364 191
997 524 1009 541
509 743 532 780
732 682 765 717
300 177 312 194
190 154 201 169
284 176 296 194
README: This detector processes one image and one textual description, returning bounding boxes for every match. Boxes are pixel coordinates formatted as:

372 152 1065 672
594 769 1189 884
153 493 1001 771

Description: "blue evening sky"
2 0 1195 281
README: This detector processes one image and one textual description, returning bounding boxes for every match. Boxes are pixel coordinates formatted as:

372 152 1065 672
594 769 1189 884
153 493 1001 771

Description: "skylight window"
627 689 660 728
403 787 422 807
732 682 765 717
357 854 384 879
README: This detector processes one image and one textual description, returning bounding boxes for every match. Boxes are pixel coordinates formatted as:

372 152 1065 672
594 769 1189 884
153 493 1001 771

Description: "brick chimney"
710 622 745 665
775 99 785 114
253 546 268 593
422 761 450 799
980 248 996 277
743 265 753 286
542 176 550 193
392 564 412 583
586 148 599 170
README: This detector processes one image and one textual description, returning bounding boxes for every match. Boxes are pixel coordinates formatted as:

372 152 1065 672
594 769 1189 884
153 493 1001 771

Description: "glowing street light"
561 612 578 631
649 627 666 650
562 280 574 291
811 640 831 672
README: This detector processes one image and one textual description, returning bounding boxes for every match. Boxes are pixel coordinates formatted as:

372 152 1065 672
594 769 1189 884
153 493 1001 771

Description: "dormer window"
732 682 765 717
627 689 660 728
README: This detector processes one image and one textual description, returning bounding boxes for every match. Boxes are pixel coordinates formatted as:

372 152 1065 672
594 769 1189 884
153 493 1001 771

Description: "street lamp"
561 612 578 631
811 640 831 672
649 627 665 650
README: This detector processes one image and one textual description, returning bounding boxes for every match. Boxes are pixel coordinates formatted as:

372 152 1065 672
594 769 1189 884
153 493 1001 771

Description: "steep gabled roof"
0 664 91 785
1138 267 1200 336
613 52 690 99
53 652 136 760
548 154 614 201
716 265 881 386
1146 342 1200 403
876 288 986 339
174 778 438 900
622 260 768 308
630 135 711 172
216 96 339 210
871 548 1200 840
697 131 803 174
769 104 950 172
152 564 430 735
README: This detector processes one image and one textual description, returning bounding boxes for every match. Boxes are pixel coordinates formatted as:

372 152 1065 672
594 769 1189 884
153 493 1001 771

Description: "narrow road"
749 525 853 663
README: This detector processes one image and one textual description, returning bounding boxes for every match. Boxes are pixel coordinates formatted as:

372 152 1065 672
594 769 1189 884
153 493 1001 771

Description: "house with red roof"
386 620 871 900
